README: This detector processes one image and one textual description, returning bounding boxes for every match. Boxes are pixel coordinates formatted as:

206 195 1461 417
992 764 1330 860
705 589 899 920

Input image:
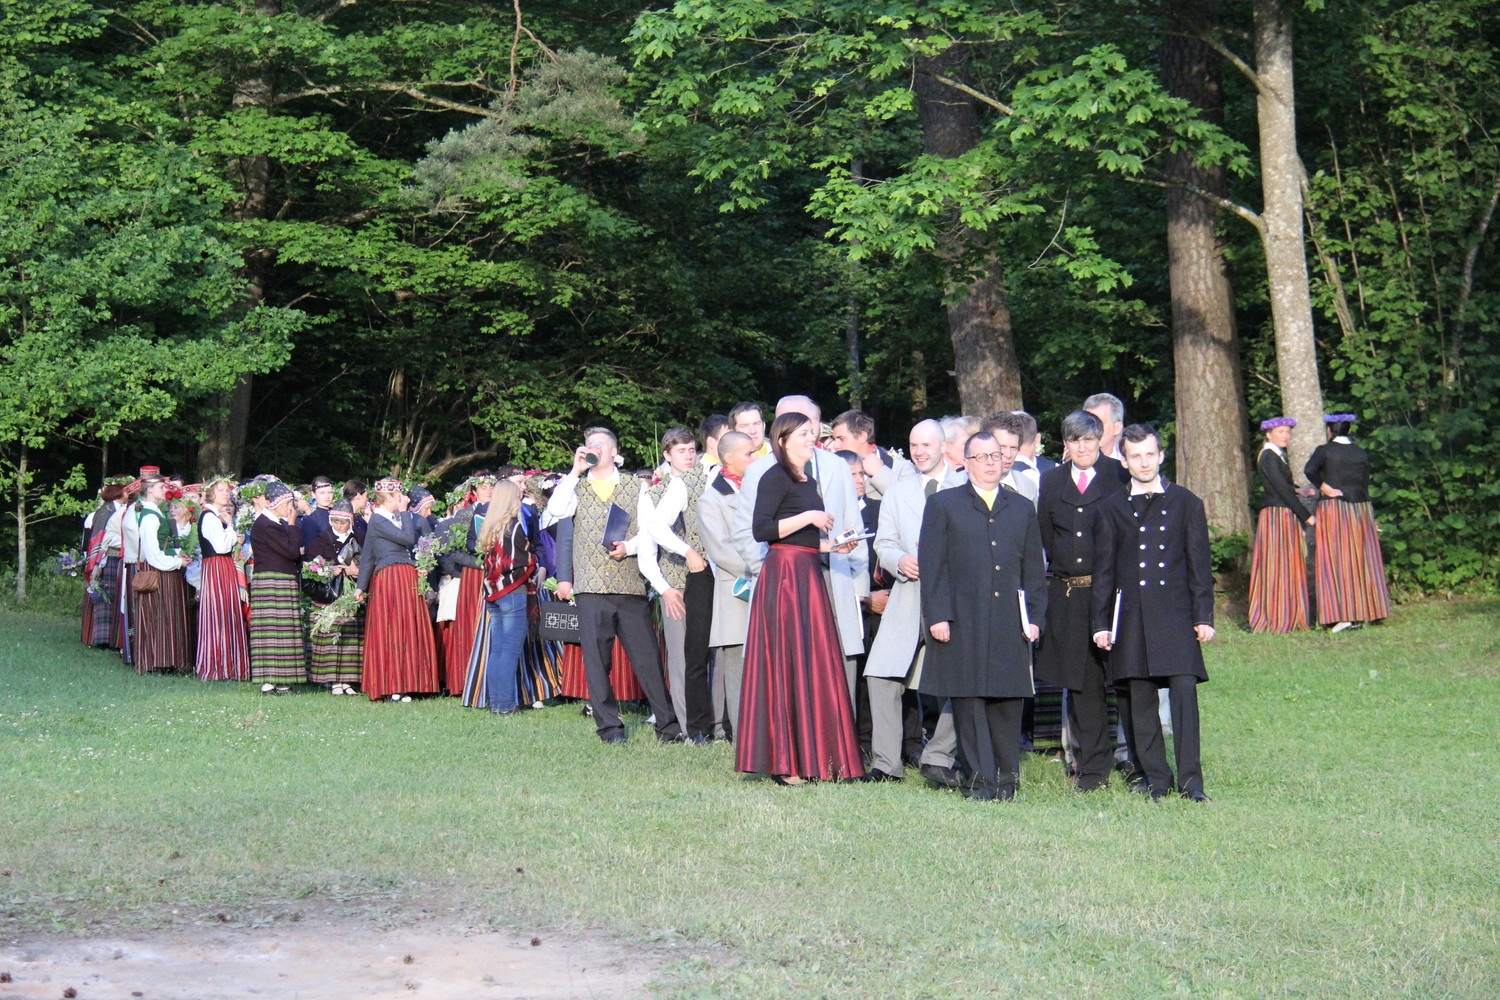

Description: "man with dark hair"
1009 411 1055 496
298 476 338 552
698 414 730 472
980 411 1035 505
1091 424 1215 801
1036 409 1131 791
544 426 681 744
341 479 369 543
728 402 769 460
829 409 915 502
920 431 1047 801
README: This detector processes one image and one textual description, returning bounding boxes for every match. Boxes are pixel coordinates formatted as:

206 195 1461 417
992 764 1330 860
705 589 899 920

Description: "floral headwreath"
1323 413 1356 423
1259 417 1297 431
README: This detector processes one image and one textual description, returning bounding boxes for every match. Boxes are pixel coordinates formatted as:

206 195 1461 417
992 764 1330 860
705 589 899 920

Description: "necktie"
924 479 938 498
1076 470 1088 494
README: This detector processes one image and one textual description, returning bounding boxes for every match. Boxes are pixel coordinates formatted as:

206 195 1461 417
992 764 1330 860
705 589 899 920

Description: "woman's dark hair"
770 411 811 482
101 484 126 503
1326 420 1353 439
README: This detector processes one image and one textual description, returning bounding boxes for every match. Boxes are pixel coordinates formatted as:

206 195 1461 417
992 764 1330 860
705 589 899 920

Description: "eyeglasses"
964 452 1003 464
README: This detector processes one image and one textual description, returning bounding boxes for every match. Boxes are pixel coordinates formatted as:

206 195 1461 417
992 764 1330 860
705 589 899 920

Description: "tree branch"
1126 172 1264 232
275 82 506 119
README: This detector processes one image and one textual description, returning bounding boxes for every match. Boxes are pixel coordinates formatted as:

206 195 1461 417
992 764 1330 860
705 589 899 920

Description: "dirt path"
0 918 666 999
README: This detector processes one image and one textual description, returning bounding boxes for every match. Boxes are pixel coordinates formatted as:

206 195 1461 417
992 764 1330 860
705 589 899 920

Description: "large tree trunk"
915 49 1023 415
14 444 28 600
1164 7 1252 537
1252 0 1324 475
197 0 281 478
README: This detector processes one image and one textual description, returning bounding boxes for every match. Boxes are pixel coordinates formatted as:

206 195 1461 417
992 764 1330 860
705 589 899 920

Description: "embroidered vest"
573 475 647 596
648 466 709 590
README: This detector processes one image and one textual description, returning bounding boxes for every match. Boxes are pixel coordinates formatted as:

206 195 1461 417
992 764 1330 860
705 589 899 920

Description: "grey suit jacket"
697 475 750 648
865 466 966 680
732 449 869 657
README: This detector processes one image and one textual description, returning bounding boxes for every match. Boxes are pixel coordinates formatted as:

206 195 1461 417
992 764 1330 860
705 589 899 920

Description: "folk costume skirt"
559 639 645 701
1248 507 1310 634
363 563 439 700
249 570 306 683
443 566 483 695
519 591 565 705
1314 499 1391 626
736 544 865 781
196 554 251 681
308 586 364 687
134 568 194 674
90 556 124 648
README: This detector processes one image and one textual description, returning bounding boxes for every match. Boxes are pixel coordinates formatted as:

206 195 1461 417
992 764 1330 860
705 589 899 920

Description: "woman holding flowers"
356 478 439 702
443 472 494 695
133 476 195 673
305 499 364 694
461 481 535 714
249 481 307 693
196 478 251 681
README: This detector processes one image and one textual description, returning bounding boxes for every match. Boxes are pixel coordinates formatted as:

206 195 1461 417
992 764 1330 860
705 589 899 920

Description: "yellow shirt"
587 474 618 503
751 441 771 460
975 486 998 510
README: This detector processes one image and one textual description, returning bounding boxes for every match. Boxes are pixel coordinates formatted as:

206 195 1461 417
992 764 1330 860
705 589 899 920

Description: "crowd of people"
75 392 1389 799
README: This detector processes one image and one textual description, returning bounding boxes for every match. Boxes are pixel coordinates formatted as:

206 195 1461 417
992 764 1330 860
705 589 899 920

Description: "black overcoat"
918 483 1046 699
1034 460 1129 690
1090 481 1214 683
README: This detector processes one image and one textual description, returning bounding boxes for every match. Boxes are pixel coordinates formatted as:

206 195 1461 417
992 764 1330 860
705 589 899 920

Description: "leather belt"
1056 573 1092 597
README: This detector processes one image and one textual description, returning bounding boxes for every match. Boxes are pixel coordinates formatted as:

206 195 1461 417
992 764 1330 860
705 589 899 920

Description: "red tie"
1076 470 1088 494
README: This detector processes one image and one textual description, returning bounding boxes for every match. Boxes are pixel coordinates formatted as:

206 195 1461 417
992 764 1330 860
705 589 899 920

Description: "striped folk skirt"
1248 507 1310 634
519 591 565 705
362 563 439 700
249 570 306 683
134 568 194 674
1314 500 1391 626
196 555 251 681
443 566 483 695
89 556 124 648
309 601 365 686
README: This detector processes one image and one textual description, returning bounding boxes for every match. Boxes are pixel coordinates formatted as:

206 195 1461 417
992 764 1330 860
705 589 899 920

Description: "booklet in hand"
601 504 631 552
830 526 875 547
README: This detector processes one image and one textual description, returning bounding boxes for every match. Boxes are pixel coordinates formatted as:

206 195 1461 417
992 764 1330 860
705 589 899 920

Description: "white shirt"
1128 475 1166 497
200 508 237 554
545 470 666 593
137 502 183 572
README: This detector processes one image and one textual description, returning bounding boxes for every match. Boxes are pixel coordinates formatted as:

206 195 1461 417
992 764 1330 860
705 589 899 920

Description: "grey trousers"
918 699 958 769
867 675 908 775
711 644 744 740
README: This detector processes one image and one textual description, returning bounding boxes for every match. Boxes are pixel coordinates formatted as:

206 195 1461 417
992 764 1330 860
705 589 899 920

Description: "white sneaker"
1331 621 1353 633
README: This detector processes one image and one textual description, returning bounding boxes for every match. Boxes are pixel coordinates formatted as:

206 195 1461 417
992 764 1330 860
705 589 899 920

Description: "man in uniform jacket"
1035 410 1131 791
1091 424 1215 801
920 430 1047 801
697 432 755 741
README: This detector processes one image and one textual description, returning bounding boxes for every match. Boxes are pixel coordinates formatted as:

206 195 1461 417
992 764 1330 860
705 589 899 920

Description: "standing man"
699 414 730 474
864 419 966 783
1091 425 1215 801
697 430 755 741
1035 410 1131 791
940 415 979 477
544 427 682 745
1009 411 1055 497
646 427 716 744
920 430 1047 801
299 476 338 554
729 402 771 460
1084 393 1126 466
981 412 1037 505
829 409 915 502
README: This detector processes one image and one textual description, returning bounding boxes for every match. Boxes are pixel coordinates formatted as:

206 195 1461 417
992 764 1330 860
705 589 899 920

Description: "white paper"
1110 590 1122 644
1017 589 1032 639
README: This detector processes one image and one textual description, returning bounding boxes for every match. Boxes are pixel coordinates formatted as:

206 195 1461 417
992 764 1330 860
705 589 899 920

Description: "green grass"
3 599 1498 998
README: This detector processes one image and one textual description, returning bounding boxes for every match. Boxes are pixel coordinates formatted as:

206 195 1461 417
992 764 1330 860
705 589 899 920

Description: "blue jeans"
483 590 527 713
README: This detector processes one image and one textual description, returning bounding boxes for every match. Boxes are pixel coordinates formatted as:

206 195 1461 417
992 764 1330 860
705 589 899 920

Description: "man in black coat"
1036 410 1131 791
920 430 1047 801
1091 425 1215 801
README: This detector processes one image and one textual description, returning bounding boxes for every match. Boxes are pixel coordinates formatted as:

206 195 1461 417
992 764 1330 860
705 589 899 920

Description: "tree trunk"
197 0 282 478
14 444 28 600
1164 7 1252 537
846 159 864 409
1252 0 1324 475
915 48 1023 415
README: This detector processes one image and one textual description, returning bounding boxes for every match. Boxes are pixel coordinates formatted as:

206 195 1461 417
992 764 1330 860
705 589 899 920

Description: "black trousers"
951 696 1025 800
681 568 716 738
576 592 680 741
1117 675 1202 796
1068 655 1115 789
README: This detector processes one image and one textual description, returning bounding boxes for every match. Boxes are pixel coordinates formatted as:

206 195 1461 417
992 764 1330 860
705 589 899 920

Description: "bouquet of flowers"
234 503 257 535
301 555 344 604
54 548 84 578
309 587 362 635
411 519 472 596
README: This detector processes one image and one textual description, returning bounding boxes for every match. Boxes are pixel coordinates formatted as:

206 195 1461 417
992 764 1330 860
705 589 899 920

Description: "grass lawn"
3 597 1498 998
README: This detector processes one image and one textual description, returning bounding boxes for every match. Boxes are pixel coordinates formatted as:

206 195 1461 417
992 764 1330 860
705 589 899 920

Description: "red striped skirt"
363 563 439 700
197 555 251 680
1248 507 1310 633
559 639 645 701
134 568 194 674
443 566 483 695
1313 500 1390 625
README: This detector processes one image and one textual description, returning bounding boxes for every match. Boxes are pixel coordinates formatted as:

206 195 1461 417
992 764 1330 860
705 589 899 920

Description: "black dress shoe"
599 732 627 744
1181 789 1212 802
1074 776 1108 793
920 763 962 788
867 768 903 783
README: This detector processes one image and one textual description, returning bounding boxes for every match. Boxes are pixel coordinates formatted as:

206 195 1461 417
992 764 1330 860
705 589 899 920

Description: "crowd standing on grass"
75 394 1389 800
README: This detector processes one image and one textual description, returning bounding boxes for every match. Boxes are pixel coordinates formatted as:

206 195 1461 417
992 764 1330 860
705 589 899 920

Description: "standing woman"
87 484 129 649
1248 417 1314 633
249 481 307 693
133 476 195 673
737 412 866 784
196 477 251 681
461 481 535 713
445 473 495 695
305 499 364 693
1305 414 1390 632
357 478 439 702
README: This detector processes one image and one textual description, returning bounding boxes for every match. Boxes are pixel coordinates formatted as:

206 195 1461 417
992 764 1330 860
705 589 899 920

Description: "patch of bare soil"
0 911 668 999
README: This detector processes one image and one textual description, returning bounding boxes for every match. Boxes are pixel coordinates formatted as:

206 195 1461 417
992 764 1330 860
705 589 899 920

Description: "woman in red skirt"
442 472 494 694
1248 417 1313 633
736 412 865 784
356 478 439 701
196 477 251 680
1305 414 1391 632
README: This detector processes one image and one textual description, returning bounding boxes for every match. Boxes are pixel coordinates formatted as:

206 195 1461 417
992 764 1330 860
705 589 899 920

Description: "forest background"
1 0 1495 598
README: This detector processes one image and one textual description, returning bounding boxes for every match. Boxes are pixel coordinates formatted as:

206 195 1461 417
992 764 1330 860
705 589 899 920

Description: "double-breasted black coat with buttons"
1090 480 1214 683
918 483 1047 699
1034 459 1129 690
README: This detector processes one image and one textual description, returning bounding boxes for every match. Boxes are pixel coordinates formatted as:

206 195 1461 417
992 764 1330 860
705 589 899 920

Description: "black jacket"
1257 446 1310 525
1304 440 1371 504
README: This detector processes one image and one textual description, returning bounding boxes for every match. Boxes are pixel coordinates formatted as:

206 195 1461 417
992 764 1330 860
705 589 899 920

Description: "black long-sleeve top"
250 514 302 575
1258 446 1311 525
1304 440 1371 504
753 464 823 549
